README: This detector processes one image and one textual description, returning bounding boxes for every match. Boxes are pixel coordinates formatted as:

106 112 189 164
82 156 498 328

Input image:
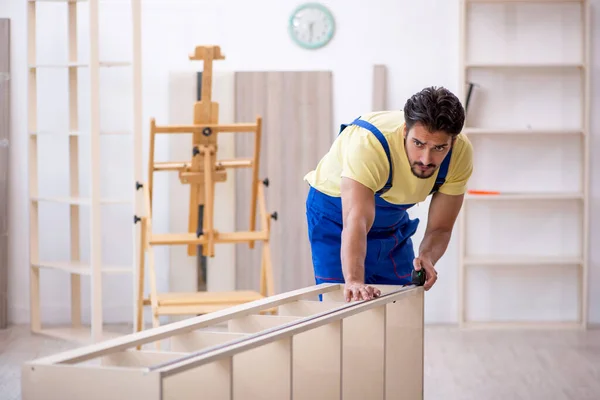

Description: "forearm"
419 228 452 265
341 213 368 283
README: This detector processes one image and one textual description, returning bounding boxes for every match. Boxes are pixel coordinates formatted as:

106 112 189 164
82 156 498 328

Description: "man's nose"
420 150 432 165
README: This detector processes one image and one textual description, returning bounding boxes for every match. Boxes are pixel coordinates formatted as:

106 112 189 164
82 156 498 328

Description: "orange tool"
467 190 501 195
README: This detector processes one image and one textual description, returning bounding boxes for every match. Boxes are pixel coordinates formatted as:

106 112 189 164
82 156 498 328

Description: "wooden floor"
2 324 599 399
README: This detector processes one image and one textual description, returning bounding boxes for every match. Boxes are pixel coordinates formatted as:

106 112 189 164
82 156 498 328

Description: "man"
304 86 473 302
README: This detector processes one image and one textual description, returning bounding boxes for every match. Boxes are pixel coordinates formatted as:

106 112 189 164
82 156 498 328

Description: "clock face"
289 3 335 49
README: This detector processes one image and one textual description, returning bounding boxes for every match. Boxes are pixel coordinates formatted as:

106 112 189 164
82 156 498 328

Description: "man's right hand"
344 281 381 302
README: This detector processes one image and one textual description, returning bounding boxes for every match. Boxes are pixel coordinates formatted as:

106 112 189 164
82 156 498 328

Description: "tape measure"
411 268 426 286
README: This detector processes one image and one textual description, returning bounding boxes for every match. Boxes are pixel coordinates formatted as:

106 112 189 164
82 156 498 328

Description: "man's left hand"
413 256 437 291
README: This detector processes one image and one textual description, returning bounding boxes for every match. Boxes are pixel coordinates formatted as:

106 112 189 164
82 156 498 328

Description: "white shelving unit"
27 0 142 343
457 0 590 328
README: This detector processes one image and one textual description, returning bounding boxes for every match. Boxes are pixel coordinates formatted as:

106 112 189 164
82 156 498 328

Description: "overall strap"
347 117 393 195
430 149 452 194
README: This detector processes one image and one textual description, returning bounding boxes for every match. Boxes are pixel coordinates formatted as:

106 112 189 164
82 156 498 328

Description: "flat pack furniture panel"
457 0 590 328
234 71 334 294
22 283 424 400
372 64 387 111
27 0 143 342
0 18 9 329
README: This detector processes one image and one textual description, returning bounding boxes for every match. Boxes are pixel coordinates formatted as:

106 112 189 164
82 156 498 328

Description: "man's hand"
344 281 381 302
415 191 465 291
413 256 437 291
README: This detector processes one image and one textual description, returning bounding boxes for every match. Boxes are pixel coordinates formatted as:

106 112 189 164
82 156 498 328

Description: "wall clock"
288 3 335 50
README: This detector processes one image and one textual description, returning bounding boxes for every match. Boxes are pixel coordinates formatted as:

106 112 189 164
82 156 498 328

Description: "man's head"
402 86 465 179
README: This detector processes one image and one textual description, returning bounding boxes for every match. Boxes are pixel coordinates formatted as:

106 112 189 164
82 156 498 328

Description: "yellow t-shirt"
304 110 473 205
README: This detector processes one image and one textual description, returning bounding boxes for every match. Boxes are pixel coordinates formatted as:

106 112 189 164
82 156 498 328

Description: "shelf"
28 0 143 343
458 0 589 329
32 261 131 275
464 69 583 130
463 128 583 135
463 256 583 266
29 62 131 68
459 321 583 330
465 192 584 201
31 196 132 205
29 130 132 136
467 0 583 3
28 0 88 3
466 62 584 69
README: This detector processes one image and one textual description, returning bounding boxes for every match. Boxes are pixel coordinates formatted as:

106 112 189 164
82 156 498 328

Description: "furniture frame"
23 283 424 400
457 0 591 328
27 0 142 342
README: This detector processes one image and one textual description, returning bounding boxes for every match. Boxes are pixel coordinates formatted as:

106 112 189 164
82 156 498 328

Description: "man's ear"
403 124 408 139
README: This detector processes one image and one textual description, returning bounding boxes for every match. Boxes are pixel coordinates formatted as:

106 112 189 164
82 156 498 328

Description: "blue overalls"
306 117 452 286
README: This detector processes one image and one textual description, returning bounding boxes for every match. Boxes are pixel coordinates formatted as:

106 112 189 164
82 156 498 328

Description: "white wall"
2 0 599 326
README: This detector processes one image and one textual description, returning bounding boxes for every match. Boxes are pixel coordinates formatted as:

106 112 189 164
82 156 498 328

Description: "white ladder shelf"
457 0 590 328
27 0 142 343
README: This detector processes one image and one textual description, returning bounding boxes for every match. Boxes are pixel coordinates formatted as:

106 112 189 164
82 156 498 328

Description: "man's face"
403 123 453 179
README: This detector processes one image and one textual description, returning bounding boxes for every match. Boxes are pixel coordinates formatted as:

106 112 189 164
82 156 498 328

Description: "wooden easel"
135 45 276 331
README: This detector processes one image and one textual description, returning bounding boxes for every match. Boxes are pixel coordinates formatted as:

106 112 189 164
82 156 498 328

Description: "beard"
410 161 438 179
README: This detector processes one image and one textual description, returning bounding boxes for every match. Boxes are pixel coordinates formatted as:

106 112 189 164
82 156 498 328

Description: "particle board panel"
0 19 10 329
234 71 333 294
372 64 387 111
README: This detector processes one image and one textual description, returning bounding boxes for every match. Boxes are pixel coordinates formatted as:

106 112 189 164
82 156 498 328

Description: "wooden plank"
102 351 234 399
227 315 302 333
385 288 424 399
342 307 385 399
233 337 292 400
21 364 162 400
372 64 387 110
101 350 190 367
234 71 334 294
154 123 257 134
149 230 268 246
0 18 10 329
170 331 250 352
164 357 232 400
292 320 342 399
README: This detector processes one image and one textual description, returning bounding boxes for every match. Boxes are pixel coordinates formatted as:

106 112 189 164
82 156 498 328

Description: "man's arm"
415 191 464 289
340 177 380 300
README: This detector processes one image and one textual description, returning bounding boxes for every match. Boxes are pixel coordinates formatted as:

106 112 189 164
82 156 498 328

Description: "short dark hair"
403 86 465 136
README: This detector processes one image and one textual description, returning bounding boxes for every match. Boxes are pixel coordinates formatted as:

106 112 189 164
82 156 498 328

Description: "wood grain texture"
0 19 10 329
372 64 387 111
234 71 333 294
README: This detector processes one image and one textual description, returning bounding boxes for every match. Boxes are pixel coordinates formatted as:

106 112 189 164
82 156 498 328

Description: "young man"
304 86 473 302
